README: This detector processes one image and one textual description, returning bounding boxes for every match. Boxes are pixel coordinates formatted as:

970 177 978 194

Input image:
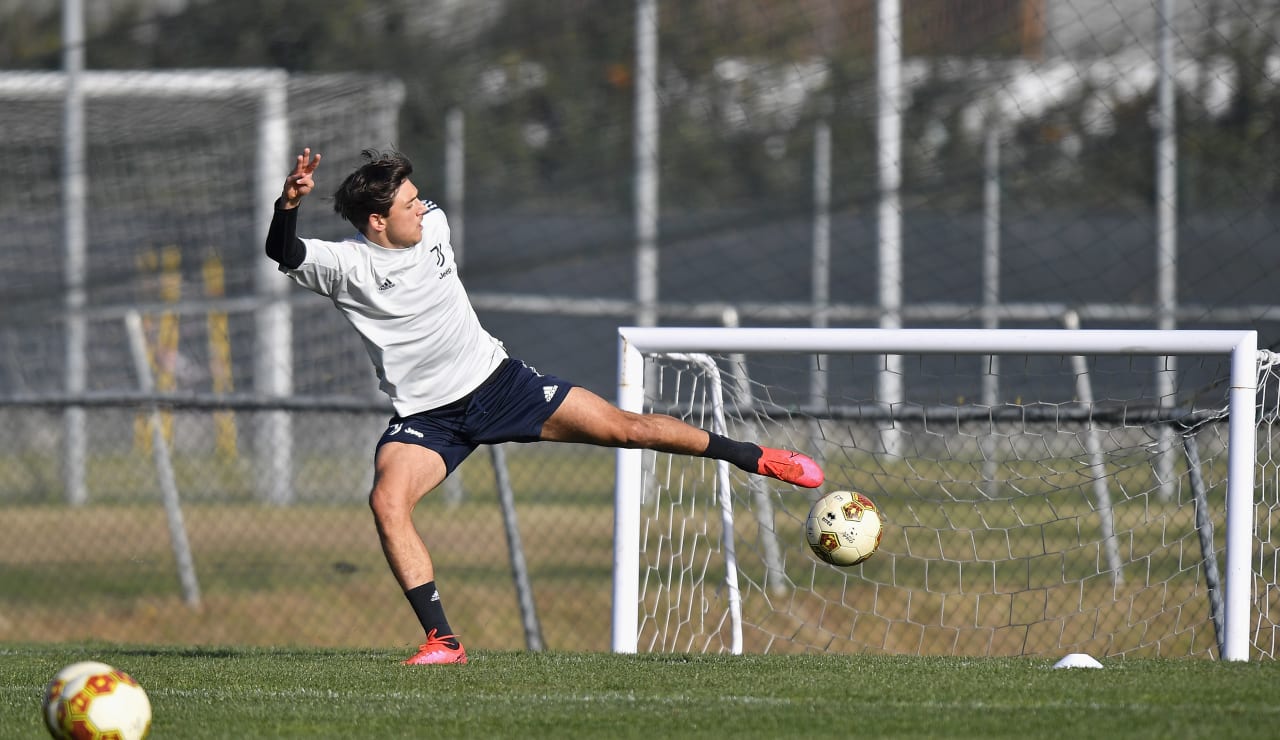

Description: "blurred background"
1 0 1277 655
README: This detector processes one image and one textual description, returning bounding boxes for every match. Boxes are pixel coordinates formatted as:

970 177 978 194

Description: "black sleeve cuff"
265 200 306 270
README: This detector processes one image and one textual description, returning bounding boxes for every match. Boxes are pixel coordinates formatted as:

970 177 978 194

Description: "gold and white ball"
42 661 151 740
805 489 885 566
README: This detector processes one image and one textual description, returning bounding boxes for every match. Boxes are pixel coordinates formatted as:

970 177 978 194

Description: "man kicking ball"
264 147 824 664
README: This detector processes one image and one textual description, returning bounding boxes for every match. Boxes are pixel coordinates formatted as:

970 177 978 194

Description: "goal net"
613 327 1276 660
0 70 405 505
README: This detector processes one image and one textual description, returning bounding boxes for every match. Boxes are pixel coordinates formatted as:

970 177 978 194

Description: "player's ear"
367 212 387 234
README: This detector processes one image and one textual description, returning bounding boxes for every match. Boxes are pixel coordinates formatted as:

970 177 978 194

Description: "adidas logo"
542 385 558 402
377 278 395 291
430 589 440 602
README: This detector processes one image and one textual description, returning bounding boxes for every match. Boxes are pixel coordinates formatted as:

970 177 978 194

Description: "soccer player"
265 148 824 665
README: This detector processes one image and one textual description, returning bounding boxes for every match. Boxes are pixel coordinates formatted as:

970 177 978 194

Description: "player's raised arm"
280 148 321 209
266 148 319 268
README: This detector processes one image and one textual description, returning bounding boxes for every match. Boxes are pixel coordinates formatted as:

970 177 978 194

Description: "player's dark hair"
332 148 414 233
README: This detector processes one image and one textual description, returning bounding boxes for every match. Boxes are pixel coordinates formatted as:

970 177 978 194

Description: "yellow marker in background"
203 252 239 461
132 248 179 452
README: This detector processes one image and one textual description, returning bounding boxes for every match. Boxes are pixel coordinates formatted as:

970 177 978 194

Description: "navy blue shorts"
375 358 575 474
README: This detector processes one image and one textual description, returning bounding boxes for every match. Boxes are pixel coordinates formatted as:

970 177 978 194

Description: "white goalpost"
0 68 404 508
613 327 1270 661
0 69 292 505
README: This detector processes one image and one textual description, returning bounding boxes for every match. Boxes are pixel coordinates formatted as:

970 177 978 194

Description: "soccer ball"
42 662 113 738
805 490 884 566
42 662 151 740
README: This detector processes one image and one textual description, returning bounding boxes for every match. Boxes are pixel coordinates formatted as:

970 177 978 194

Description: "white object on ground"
1053 653 1104 669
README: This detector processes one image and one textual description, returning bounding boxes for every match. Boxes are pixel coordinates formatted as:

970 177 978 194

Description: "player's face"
379 179 427 248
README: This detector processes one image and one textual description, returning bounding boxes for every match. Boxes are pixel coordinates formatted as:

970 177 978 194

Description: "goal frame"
0 69 292 506
612 327 1260 660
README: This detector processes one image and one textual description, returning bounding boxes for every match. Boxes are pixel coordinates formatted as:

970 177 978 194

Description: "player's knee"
368 484 412 524
586 412 644 448
616 412 660 449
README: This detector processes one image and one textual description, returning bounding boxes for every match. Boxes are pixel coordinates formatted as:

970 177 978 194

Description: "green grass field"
4 643 1279 739
6 436 1275 736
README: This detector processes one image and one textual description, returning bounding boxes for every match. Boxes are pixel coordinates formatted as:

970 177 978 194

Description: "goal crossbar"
613 327 1260 660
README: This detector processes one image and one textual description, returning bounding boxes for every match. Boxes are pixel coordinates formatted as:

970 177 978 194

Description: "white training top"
283 201 507 416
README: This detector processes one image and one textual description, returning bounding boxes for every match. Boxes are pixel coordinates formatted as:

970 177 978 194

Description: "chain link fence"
3 0 1279 653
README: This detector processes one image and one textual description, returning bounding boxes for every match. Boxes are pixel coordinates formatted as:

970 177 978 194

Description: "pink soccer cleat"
402 629 468 665
756 448 824 488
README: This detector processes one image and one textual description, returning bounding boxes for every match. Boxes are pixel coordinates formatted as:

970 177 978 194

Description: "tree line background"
4 0 1277 220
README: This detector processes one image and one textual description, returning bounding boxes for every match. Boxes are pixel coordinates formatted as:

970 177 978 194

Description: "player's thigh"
540 386 633 445
371 441 449 510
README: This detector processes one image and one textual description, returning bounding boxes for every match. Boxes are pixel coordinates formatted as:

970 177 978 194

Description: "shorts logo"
387 423 423 439
542 385 558 402
378 278 395 291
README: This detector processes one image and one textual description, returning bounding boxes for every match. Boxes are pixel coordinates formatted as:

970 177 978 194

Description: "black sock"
404 581 459 648
701 432 763 473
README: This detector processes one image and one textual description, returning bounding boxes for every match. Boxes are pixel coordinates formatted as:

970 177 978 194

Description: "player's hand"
281 148 321 209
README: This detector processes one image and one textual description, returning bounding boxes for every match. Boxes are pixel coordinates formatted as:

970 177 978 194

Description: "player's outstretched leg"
755 447 824 488
539 388 825 488
402 629 468 666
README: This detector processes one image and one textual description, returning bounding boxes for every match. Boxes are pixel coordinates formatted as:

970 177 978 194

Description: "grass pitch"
4 643 1279 739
